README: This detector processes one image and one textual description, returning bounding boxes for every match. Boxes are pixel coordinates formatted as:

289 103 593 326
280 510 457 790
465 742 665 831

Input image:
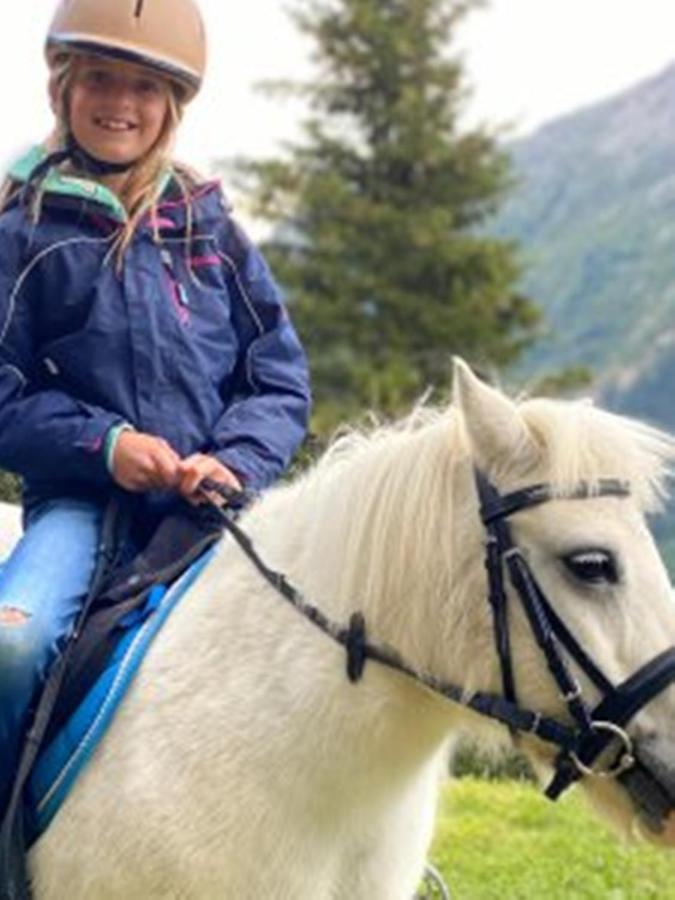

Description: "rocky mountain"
491 62 675 567
493 61 675 432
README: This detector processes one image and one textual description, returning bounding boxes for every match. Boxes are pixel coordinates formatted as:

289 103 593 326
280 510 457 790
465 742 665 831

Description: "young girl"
0 0 311 813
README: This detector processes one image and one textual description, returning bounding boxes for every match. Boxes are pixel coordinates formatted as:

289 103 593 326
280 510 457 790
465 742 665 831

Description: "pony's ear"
452 358 539 473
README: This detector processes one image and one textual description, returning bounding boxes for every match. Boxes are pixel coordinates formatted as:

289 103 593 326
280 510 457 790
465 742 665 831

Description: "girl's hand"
111 431 182 492
177 453 242 505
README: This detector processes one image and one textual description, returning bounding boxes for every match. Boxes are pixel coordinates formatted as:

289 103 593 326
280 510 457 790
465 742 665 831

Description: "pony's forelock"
518 397 675 513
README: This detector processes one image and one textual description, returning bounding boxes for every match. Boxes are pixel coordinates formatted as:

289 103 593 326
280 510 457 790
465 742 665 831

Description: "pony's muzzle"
620 733 675 838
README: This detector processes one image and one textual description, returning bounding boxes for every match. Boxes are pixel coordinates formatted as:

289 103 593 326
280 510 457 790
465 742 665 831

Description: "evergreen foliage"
233 0 540 431
0 471 19 505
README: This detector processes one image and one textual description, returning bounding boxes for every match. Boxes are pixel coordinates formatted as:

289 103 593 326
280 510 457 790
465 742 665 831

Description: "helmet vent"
134 0 145 17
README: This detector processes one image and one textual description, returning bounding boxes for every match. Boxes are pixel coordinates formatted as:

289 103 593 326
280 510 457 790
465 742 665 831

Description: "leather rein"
202 473 675 813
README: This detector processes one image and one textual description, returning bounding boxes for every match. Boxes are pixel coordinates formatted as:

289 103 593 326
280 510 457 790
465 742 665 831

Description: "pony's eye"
563 549 618 585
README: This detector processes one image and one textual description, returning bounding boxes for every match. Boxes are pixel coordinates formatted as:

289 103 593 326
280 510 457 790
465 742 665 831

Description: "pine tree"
234 0 539 430
0 471 19 504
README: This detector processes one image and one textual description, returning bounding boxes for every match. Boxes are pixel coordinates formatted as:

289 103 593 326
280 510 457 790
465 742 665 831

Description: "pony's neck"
251 414 490 686
163 416 503 793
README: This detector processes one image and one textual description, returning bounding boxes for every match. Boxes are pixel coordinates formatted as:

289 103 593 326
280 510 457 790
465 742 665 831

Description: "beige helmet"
46 0 207 102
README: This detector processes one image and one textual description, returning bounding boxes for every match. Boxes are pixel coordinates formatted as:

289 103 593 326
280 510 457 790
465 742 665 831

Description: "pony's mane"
297 393 675 514
310 404 456 482
245 391 675 701
284 403 462 648
278 395 675 661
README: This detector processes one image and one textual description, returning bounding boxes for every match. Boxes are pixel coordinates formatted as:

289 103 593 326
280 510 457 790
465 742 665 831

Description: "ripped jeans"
0 498 103 810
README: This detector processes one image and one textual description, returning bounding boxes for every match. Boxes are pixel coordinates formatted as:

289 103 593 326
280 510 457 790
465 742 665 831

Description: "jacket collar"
10 145 129 223
9 146 226 233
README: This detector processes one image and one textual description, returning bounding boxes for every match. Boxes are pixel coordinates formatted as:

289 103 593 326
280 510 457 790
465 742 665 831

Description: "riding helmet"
45 0 207 102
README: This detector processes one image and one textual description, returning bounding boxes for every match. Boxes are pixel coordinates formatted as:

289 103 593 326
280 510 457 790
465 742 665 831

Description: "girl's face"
67 56 171 166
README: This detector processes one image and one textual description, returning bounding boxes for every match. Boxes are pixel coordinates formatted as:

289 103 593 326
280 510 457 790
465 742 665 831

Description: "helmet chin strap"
65 133 136 177
17 136 137 214
19 133 137 206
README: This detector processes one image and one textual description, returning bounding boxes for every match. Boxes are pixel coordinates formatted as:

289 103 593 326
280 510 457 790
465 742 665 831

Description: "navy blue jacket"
0 149 311 515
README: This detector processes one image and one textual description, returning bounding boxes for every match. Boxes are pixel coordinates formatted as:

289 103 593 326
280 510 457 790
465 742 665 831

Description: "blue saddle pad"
20 548 215 844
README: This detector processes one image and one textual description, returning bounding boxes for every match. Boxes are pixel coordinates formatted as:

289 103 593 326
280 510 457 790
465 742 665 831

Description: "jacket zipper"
160 248 190 326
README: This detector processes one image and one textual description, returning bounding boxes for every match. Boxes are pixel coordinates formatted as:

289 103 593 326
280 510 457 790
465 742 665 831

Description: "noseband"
205 473 675 809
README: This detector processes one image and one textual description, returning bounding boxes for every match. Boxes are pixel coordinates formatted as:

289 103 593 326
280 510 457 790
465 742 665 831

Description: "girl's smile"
67 56 170 167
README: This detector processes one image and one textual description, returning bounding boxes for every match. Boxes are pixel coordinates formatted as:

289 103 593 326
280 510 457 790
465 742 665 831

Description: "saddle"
0 497 226 900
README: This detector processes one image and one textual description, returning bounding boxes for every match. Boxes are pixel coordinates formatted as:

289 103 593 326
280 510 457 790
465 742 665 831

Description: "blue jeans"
0 498 104 808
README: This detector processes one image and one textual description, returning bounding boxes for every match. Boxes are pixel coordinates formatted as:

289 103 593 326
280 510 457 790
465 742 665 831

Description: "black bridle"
474 471 675 803
202 472 675 812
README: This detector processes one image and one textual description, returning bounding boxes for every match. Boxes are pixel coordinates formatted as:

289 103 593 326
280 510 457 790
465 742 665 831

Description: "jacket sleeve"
0 221 124 484
208 219 311 491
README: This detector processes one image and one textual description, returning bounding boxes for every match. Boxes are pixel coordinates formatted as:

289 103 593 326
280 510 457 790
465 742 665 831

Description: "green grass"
428 778 675 899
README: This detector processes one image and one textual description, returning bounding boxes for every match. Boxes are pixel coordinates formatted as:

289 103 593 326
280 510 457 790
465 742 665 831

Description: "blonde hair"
1 52 202 267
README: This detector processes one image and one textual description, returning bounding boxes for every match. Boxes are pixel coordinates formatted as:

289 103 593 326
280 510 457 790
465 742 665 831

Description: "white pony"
2 359 675 898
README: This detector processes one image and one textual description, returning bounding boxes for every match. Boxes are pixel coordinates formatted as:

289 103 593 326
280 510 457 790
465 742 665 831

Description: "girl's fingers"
177 455 241 502
176 459 207 498
151 443 182 488
112 432 181 491
114 441 240 498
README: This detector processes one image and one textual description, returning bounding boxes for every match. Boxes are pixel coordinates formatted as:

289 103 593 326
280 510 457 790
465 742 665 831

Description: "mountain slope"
494 60 675 429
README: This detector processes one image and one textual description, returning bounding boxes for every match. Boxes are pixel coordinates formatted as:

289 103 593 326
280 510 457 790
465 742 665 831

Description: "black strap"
202 476 675 815
479 478 630 525
475 473 517 707
202 483 580 756
536 592 614 695
65 135 136 177
505 551 595 732
18 137 135 214
572 647 675 773
545 646 675 798
476 471 598 733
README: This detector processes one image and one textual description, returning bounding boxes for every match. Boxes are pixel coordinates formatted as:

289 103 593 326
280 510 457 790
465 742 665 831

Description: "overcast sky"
3 1 675 191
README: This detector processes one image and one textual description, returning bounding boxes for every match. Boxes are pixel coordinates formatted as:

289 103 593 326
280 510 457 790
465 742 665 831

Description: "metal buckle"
563 684 582 702
569 721 635 778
